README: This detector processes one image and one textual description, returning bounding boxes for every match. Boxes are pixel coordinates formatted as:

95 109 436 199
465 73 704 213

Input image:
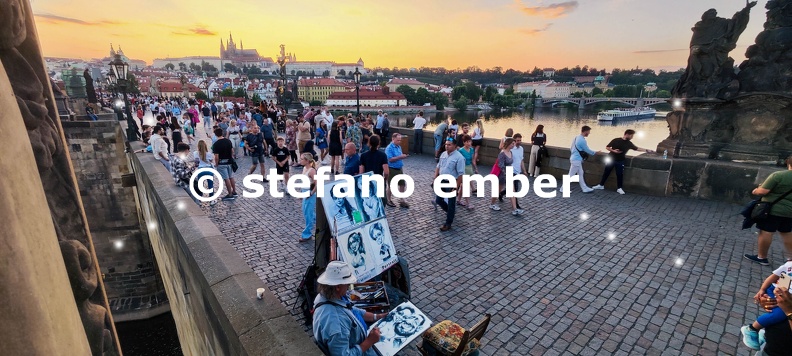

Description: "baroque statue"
672 1 757 99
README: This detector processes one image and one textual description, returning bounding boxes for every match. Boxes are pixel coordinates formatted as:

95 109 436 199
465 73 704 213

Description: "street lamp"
109 53 139 141
353 67 362 116
241 78 248 108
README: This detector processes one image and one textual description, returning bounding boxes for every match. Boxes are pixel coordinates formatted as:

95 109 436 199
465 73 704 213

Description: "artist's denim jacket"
313 294 376 356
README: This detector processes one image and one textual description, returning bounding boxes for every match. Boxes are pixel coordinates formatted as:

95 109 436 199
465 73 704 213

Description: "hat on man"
317 261 358 286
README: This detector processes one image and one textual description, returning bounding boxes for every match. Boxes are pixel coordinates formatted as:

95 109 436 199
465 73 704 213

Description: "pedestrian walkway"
201 154 778 355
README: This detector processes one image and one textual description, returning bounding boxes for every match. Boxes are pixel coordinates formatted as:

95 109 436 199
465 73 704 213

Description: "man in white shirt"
225 100 233 112
412 111 427 155
150 125 171 171
322 107 334 128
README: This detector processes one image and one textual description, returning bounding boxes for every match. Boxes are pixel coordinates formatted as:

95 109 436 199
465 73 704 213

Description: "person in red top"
136 106 144 126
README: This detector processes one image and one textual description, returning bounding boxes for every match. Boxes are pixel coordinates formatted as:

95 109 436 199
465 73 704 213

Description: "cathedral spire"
110 43 116 56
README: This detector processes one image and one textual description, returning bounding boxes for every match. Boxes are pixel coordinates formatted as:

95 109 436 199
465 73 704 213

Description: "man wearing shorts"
211 128 238 201
271 137 291 189
745 155 792 265
244 124 269 181
385 133 409 208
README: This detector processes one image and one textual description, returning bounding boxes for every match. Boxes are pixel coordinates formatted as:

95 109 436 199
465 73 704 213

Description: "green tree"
591 87 604 96
220 88 234 97
164 63 175 71
178 62 186 72
309 100 323 106
189 63 200 73
451 85 466 101
464 82 483 102
233 87 246 98
396 85 417 105
195 91 208 100
201 61 217 73
338 69 347 76
604 89 615 97
414 87 432 105
593 93 606 98
483 86 496 102
248 66 262 75
322 70 330 77
655 90 671 98
224 63 237 73
251 93 262 104
453 95 468 111
504 87 515 96
432 93 448 110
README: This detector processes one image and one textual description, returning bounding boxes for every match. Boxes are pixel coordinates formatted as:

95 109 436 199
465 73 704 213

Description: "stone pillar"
0 0 121 354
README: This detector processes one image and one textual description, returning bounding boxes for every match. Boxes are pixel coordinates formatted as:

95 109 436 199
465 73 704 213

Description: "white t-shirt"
225 101 233 110
472 127 483 140
413 116 427 130
511 146 524 174
193 151 215 168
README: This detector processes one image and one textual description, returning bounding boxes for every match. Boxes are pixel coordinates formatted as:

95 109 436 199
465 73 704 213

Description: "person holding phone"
741 259 792 350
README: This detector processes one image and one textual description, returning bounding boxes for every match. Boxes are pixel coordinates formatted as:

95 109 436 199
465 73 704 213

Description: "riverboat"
597 107 657 121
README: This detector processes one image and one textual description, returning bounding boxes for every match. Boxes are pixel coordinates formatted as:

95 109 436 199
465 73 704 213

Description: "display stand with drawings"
321 173 399 282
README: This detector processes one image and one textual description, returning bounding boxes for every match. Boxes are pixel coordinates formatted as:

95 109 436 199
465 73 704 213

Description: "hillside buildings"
152 34 276 71
326 87 406 107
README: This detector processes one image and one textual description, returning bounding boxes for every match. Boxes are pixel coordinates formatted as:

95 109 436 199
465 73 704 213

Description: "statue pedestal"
657 95 792 165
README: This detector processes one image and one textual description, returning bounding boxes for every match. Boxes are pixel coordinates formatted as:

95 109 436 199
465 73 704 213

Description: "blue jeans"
302 193 316 239
435 187 456 227
433 134 443 154
758 285 788 327
599 161 625 188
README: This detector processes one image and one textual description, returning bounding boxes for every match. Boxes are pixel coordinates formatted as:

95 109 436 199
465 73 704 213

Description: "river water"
388 109 671 157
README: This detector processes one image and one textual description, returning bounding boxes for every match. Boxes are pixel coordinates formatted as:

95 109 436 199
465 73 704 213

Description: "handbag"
490 157 501 176
573 137 589 161
230 158 239 172
751 188 792 220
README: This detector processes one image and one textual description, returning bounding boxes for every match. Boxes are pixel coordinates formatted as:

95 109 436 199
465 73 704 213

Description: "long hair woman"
316 120 329 162
499 128 514 150
472 118 484 173
490 138 522 215
298 153 318 243
192 140 216 206
528 124 547 177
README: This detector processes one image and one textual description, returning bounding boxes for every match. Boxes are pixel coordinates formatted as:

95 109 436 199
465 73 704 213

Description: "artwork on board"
369 302 432 356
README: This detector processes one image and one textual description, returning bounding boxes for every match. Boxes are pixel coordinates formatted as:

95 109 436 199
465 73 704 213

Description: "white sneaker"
582 188 594 193
592 185 605 190
490 205 501 211
512 210 519 216
515 209 525 215
617 188 626 195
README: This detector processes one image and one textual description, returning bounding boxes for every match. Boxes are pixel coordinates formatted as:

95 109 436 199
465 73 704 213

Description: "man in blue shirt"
374 110 384 137
343 143 360 175
385 133 409 208
564 125 599 194
435 138 466 231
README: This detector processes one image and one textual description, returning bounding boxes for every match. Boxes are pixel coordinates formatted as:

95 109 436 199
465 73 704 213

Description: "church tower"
220 38 225 58
110 43 116 57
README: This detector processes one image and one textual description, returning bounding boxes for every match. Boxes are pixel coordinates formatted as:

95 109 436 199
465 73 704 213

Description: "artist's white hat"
317 261 358 286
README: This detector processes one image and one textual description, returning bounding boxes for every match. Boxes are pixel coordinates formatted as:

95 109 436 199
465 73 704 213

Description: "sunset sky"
31 0 766 72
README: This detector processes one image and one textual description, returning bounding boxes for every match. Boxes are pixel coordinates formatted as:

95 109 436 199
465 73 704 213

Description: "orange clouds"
172 28 217 36
515 0 578 19
34 13 124 26
520 23 553 35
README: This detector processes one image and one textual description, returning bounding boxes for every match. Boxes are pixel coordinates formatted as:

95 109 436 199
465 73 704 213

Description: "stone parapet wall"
62 121 168 320
391 126 782 204
128 143 321 355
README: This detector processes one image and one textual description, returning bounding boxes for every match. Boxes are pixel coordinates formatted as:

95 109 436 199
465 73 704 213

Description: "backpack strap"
770 188 792 205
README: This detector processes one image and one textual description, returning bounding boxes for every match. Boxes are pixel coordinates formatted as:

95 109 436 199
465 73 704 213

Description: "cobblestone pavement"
197 140 782 356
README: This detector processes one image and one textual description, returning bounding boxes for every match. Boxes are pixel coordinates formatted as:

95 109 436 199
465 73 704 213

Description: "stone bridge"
538 97 669 108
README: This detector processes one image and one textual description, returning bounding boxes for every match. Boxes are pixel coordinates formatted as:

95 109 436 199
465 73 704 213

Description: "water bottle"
663 149 668 159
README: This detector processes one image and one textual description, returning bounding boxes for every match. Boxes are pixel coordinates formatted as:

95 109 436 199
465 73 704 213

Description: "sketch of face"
393 308 423 336
347 232 364 256
370 223 384 245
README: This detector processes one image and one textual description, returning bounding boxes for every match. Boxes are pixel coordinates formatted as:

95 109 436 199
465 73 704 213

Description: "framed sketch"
336 227 376 280
321 180 365 234
369 302 432 356
365 219 397 271
355 175 385 223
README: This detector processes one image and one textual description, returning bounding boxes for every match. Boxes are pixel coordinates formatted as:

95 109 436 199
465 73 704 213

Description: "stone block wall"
62 121 168 320
392 126 783 204
128 141 322 355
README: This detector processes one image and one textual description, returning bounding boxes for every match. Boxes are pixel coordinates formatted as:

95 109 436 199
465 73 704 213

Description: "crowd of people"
129 95 792 355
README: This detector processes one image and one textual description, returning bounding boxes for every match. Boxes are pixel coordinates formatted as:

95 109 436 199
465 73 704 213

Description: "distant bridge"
538 97 668 108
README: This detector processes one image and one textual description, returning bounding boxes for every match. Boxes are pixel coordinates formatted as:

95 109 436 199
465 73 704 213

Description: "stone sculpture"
672 1 757 99
0 0 119 354
738 0 792 91
84 68 97 103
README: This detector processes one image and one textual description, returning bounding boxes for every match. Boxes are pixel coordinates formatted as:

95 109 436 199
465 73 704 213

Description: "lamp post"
241 78 248 108
109 53 139 141
353 67 361 116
